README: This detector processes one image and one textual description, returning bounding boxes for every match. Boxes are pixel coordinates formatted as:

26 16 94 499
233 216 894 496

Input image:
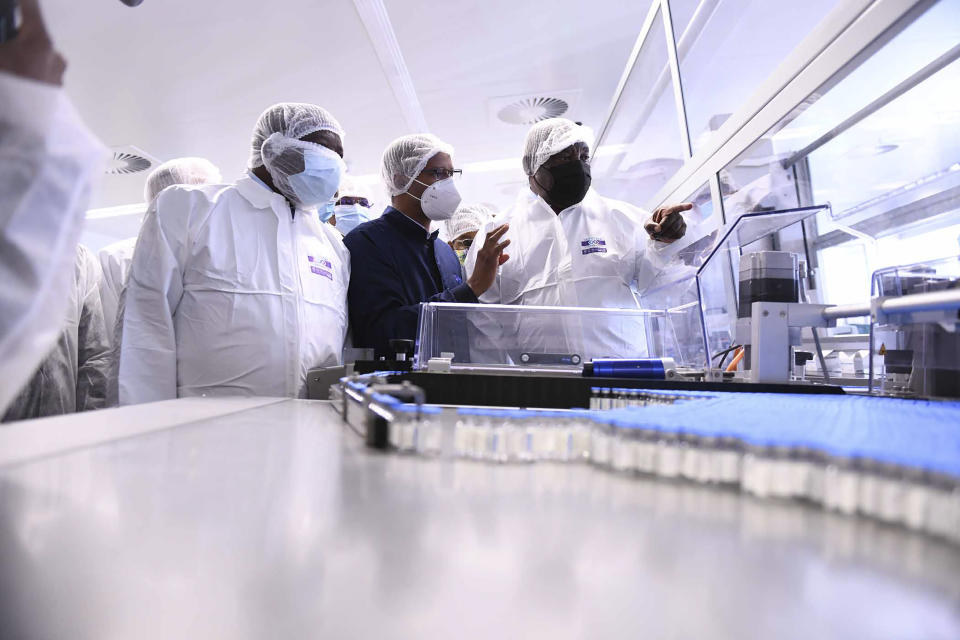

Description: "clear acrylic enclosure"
640 205 827 368
414 303 691 370
870 256 960 398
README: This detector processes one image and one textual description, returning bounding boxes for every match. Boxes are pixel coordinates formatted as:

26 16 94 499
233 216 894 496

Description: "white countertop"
0 398 957 639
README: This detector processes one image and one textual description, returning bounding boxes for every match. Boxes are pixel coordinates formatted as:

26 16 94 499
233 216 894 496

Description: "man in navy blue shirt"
343 134 509 357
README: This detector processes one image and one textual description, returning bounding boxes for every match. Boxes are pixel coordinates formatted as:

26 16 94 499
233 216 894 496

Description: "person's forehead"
424 152 453 169
455 229 478 239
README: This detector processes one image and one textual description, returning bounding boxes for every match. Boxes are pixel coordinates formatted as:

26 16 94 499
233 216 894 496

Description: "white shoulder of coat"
151 182 237 230
74 244 102 294
316 220 351 260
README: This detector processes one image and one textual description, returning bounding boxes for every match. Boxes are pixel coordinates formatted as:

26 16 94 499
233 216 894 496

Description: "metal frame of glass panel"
596 0 936 222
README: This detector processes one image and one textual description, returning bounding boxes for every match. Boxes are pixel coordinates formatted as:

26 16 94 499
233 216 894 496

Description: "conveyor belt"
343 376 960 544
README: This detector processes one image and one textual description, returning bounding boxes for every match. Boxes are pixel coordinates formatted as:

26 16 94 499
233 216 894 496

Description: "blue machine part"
589 358 668 379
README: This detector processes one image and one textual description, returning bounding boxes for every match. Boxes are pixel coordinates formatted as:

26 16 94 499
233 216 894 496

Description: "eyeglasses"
336 196 371 208
422 168 463 180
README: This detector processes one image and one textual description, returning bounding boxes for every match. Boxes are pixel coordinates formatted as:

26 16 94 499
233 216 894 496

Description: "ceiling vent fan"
105 146 158 176
489 90 581 128
497 96 569 125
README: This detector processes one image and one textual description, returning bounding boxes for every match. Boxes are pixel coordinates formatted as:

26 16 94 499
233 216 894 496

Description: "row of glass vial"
382 402 960 544
592 422 960 544
589 387 700 411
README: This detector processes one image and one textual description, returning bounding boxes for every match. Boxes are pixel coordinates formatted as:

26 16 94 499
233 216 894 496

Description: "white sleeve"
75 245 111 412
97 247 123 347
633 204 685 294
635 235 672 293
463 221 502 304
0 72 107 413
116 191 192 405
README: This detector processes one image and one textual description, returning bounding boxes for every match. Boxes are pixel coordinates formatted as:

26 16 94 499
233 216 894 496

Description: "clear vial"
591 419 614 468
656 432 682 479
416 405 444 456
611 422 636 472
487 411 511 462
454 409 474 458
569 412 593 461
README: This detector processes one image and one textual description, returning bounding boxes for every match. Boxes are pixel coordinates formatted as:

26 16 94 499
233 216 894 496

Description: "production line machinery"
320 210 960 549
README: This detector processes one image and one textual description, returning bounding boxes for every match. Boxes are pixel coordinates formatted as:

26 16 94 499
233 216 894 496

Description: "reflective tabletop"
0 399 958 639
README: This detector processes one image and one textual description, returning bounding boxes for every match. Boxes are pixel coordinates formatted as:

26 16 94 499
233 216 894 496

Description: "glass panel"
639 181 720 366
720 0 960 306
695 207 824 367
414 303 697 369
594 7 686 207
870 256 960 399
819 211 960 306
641 206 825 367
669 0 838 155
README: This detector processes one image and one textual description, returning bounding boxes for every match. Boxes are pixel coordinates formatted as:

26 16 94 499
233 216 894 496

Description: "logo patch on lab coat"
581 237 607 255
307 255 334 280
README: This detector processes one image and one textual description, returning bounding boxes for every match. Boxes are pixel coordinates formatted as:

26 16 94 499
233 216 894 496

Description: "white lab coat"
3 245 111 421
465 188 669 361
97 236 136 346
117 176 350 404
0 72 106 413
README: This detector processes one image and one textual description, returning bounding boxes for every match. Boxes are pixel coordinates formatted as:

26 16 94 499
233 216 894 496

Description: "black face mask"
536 159 592 211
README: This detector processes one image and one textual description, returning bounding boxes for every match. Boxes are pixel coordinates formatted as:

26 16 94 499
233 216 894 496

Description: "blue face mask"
319 200 336 223
286 147 344 208
334 204 374 235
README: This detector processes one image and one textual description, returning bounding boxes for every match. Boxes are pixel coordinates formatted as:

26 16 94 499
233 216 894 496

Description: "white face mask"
410 177 462 221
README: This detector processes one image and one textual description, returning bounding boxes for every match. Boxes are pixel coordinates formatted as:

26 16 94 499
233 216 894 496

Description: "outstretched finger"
485 223 510 244
495 238 511 253
664 202 694 216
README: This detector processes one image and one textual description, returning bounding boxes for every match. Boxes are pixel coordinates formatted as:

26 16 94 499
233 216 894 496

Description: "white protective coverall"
97 235 136 343
116 176 350 404
0 72 106 412
466 188 670 362
3 244 111 421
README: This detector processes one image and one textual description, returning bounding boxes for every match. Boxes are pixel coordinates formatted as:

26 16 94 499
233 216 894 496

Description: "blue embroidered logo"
307 255 334 280
581 237 607 255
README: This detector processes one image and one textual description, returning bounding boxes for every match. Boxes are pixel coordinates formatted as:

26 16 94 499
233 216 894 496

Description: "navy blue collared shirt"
343 206 477 356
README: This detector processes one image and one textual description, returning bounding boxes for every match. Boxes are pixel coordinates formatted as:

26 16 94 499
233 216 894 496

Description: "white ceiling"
42 0 652 217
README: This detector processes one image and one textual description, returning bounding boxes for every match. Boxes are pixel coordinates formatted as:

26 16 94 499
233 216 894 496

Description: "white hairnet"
445 203 495 240
144 157 222 203
381 133 454 196
522 117 595 176
337 174 372 202
249 103 345 169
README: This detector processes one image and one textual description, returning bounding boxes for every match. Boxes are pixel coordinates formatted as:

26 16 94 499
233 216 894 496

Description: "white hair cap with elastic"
445 203 495 240
381 133 454 196
144 157 222 203
337 174 372 202
249 102 345 169
522 117 595 176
